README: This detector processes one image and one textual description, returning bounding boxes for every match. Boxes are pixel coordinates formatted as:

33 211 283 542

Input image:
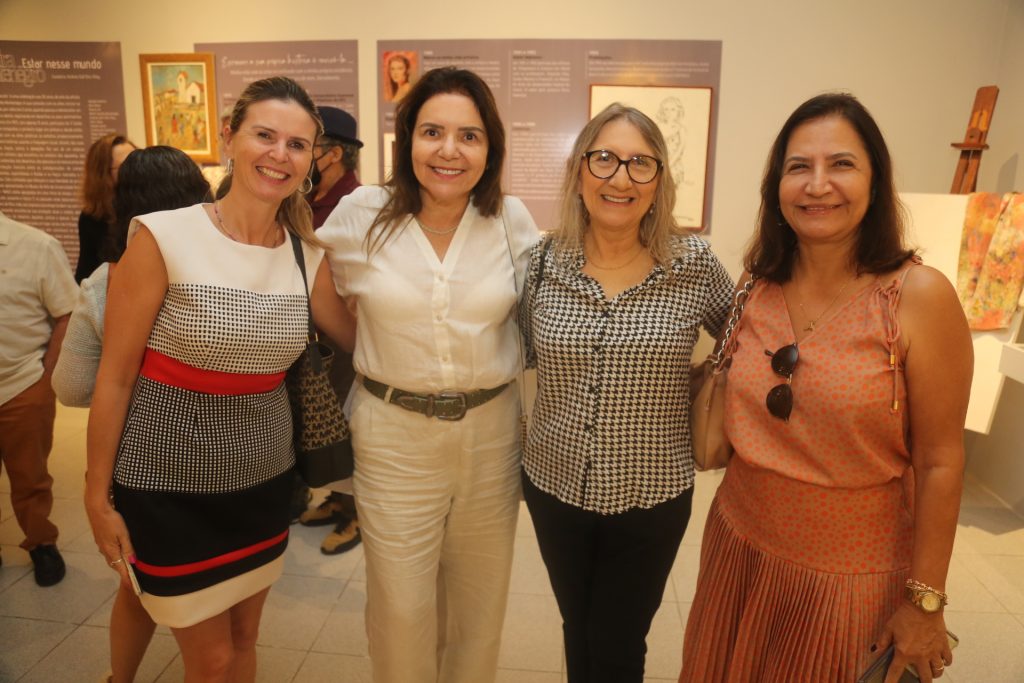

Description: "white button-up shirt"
319 186 539 393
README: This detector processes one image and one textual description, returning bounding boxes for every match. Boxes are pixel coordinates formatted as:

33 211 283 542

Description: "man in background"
294 106 364 556
0 210 77 586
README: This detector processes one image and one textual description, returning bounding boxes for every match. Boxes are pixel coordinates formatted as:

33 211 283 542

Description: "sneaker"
320 517 361 555
289 473 313 524
29 544 65 587
299 491 347 527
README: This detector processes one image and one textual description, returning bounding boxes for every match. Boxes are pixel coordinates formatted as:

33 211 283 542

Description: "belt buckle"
433 391 467 421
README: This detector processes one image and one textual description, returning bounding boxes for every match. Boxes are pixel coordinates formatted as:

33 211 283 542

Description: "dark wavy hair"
105 146 211 261
368 66 505 252
81 133 136 222
745 92 915 282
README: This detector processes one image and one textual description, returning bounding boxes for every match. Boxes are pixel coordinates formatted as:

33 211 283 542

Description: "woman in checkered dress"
83 77 354 681
518 103 734 683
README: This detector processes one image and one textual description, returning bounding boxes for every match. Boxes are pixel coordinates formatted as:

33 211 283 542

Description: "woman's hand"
876 602 953 683
85 497 136 587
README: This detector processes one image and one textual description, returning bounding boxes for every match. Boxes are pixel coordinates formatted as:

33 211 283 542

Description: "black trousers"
522 471 693 683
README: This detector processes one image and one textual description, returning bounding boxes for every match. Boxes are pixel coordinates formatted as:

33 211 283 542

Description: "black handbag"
284 233 354 487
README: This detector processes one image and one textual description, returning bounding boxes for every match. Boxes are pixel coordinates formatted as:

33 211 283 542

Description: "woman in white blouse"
518 104 734 683
319 67 539 683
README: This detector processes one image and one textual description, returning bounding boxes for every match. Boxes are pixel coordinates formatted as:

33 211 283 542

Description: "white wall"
1 0 1014 270
4 0 1023 510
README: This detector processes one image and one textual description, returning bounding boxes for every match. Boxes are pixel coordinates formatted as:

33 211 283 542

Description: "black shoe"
29 544 65 587
299 491 347 527
320 516 361 555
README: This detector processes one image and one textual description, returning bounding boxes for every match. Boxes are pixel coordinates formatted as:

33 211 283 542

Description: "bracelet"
905 578 948 601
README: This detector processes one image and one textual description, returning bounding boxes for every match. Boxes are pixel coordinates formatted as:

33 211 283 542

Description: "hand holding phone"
121 550 142 596
856 631 958 683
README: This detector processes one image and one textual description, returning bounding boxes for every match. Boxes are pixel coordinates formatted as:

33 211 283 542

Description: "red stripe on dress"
140 348 285 395
133 529 289 578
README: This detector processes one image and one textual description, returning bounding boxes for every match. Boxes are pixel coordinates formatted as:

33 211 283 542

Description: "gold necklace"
585 243 646 270
798 277 856 332
213 202 280 247
416 218 458 236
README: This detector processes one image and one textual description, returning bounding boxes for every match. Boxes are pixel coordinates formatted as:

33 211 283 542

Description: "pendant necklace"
213 201 280 247
798 277 856 332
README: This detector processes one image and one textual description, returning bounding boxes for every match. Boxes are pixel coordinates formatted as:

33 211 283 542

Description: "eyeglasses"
764 343 798 421
582 149 662 184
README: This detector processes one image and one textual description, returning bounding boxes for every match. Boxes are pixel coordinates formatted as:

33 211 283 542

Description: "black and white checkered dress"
519 234 734 514
111 204 322 627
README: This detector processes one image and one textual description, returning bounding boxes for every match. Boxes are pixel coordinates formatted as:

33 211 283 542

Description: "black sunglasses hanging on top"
764 343 799 421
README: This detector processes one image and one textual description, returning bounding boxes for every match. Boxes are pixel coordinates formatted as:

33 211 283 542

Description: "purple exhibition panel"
0 40 126 264
196 40 359 128
377 39 721 231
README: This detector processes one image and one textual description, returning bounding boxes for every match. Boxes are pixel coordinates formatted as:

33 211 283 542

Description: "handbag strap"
289 232 324 373
499 202 530 423
709 274 758 374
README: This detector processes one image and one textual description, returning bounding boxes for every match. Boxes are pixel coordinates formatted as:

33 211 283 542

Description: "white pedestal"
999 343 1024 384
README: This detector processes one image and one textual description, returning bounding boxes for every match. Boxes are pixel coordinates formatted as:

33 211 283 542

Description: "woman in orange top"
680 93 972 683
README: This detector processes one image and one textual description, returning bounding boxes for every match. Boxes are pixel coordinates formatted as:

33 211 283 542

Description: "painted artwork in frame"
139 53 218 163
589 84 713 230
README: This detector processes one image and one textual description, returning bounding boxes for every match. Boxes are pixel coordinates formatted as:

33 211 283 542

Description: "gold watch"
905 579 948 613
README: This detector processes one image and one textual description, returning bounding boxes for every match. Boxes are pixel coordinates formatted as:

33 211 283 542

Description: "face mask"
309 152 325 189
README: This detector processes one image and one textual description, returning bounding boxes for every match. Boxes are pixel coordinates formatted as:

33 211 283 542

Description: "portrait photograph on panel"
382 50 418 103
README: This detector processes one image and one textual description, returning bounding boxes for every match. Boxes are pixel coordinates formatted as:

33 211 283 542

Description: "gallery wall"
2 0 1023 511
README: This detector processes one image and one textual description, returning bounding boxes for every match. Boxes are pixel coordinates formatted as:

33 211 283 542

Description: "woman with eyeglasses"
518 103 733 683
680 94 972 683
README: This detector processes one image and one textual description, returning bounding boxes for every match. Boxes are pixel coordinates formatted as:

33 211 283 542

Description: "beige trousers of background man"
350 382 520 683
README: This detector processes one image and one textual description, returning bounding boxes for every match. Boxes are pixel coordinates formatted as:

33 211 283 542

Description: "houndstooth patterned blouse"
519 234 734 514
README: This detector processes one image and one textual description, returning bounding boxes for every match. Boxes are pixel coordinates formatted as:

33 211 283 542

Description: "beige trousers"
350 382 520 683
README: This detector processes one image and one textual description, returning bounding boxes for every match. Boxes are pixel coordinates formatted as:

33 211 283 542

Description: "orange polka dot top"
724 266 914 488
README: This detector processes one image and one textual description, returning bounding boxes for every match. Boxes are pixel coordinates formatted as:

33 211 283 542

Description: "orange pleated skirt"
679 456 914 683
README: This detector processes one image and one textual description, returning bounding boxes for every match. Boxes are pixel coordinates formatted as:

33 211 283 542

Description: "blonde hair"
218 76 326 248
553 103 685 266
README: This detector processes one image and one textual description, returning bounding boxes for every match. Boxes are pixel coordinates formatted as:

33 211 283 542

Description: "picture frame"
139 52 218 163
589 84 713 230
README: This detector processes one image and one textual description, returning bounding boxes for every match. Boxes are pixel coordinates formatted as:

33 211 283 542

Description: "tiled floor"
2 405 1024 682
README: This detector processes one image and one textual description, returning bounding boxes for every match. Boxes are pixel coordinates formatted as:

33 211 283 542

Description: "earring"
226 158 234 175
300 176 313 194
776 206 788 227
648 201 657 216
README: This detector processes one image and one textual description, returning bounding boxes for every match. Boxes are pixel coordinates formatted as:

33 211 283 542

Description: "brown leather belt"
361 377 509 421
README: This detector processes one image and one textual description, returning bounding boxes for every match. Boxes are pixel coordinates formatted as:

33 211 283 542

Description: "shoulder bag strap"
709 274 758 375
289 232 323 373
500 204 530 430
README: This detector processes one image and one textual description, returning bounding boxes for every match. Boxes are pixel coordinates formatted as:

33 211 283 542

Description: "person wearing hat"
295 105 364 555
308 106 364 228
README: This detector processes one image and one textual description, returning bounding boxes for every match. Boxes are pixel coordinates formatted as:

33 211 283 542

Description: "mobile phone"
856 631 959 683
122 551 142 596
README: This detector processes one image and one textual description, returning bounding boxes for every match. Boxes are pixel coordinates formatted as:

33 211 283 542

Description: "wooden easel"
950 85 999 194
